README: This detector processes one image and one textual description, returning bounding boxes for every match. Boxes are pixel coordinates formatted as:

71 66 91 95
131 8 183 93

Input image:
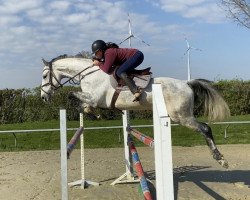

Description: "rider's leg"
117 51 144 74
116 51 144 101
120 72 138 94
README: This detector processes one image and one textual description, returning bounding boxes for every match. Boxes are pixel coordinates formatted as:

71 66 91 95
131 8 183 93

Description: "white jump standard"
60 110 99 200
112 84 174 200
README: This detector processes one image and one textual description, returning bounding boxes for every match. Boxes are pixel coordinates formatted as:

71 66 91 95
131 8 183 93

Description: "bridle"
41 61 99 95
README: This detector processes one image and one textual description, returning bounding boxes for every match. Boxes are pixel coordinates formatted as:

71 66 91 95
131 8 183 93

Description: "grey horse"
41 55 230 168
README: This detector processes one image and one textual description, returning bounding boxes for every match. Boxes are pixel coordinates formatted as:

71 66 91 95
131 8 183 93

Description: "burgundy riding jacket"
99 48 138 74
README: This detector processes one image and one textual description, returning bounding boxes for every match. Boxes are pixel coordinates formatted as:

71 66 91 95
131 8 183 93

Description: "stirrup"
133 88 143 102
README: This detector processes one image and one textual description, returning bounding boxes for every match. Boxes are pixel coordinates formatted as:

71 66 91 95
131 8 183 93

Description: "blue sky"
0 0 249 89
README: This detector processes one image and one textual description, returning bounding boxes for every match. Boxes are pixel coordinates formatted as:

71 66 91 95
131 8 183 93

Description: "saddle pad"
116 74 152 90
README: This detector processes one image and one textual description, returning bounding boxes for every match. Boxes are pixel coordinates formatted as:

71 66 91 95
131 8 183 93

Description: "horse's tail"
187 79 230 121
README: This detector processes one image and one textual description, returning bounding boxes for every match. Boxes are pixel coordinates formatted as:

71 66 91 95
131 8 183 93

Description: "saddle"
110 67 152 109
115 67 152 90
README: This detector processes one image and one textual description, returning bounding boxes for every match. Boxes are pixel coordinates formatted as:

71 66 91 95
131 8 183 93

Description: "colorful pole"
67 126 84 159
127 127 154 148
128 135 153 200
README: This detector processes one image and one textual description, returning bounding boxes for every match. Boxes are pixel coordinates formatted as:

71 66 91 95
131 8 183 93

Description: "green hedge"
214 80 250 115
0 79 249 124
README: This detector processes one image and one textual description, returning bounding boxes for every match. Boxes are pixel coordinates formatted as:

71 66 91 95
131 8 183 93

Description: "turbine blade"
185 38 190 48
190 46 202 51
128 13 132 35
119 35 133 45
134 35 150 46
194 48 202 51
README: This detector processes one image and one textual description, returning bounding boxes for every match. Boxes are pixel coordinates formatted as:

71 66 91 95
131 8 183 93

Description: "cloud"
149 0 226 23
0 15 21 26
183 3 224 23
0 0 178 57
0 0 42 15
49 1 70 11
0 0 190 88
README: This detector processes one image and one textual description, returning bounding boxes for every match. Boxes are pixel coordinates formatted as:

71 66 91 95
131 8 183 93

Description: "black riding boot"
120 73 142 101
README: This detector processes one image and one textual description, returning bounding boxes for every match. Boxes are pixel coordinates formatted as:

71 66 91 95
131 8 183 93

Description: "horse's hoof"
68 92 76 100
212 149 229 169
83 106 92 114
217 158 229 169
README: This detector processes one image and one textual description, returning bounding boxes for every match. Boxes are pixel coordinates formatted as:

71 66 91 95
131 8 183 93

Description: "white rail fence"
0 122 249 148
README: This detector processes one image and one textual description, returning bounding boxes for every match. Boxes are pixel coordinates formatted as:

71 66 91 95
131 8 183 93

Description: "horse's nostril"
41 96 47 102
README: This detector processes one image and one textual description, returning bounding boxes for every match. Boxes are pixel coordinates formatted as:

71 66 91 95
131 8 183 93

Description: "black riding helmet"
91 40 106 54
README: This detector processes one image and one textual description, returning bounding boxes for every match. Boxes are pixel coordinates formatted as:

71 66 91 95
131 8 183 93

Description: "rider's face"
95 50 103 59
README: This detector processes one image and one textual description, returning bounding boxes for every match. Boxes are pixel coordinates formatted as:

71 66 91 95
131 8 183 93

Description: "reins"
41 63 100 94
58 64 97 88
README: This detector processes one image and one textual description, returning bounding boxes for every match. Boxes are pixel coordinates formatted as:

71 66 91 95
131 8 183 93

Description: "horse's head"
41 58 62 102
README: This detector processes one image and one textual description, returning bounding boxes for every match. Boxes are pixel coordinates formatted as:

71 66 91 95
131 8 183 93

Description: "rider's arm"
99 49 116 74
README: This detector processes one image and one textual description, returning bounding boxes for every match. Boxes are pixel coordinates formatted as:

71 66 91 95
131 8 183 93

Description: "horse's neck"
53 58 116 90
53 58 93 79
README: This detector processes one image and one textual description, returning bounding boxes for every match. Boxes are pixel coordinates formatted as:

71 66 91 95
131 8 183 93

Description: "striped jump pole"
128 135 153 200
127 127 154 148
67 126 84 159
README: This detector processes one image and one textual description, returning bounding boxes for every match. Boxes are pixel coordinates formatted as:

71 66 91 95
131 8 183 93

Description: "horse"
40 54 230 168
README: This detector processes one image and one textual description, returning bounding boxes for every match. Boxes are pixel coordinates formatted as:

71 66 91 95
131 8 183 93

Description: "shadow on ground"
144 166 250 200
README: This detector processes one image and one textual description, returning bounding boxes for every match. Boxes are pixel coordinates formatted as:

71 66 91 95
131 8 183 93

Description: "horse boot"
120 72 142 102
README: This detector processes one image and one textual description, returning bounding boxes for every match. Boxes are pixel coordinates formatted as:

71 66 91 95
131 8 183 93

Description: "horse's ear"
42 58 49 66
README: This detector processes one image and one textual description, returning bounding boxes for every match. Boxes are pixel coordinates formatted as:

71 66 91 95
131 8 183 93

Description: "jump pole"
127 127 154 148
128 134 153 200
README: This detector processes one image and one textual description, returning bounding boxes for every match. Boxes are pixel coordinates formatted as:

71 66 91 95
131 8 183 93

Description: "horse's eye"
43 75 47 79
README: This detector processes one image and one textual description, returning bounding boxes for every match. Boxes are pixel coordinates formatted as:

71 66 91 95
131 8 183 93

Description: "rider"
91 39 144 101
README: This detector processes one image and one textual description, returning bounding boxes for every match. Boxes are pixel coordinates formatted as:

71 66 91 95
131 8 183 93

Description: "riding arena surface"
1 145 250 200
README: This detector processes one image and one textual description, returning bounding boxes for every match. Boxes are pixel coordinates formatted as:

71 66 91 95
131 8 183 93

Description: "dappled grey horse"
41 55 230 168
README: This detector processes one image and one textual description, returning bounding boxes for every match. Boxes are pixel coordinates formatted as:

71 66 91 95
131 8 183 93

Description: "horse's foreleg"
197 122 229 168
71 92 101 118
72 91 98 107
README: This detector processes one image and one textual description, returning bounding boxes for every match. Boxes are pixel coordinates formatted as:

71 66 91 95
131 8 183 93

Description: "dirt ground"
1 144 250 200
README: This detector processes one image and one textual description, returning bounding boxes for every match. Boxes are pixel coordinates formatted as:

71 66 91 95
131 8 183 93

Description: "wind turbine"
184 38 201 81
120 13 150 47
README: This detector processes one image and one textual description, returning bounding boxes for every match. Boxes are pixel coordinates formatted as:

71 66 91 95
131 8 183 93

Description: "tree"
220 0 250 29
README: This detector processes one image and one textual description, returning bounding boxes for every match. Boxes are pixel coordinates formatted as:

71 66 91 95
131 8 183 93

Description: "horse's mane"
49 51 92 63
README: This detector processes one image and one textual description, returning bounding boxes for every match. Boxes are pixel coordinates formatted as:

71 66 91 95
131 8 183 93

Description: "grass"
0 115 249 152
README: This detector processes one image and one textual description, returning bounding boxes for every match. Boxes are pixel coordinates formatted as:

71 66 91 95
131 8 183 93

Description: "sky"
0 0 249 89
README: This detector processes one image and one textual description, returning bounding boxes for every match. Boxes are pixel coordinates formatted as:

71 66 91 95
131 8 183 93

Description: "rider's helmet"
91 40 106 54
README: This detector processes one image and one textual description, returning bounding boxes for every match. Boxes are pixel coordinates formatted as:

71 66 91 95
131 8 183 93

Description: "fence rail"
0 121 249 134
1 121 249 147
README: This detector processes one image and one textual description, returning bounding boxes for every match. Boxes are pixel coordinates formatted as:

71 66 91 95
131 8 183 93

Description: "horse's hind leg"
183 119 229 168
197 122 228 168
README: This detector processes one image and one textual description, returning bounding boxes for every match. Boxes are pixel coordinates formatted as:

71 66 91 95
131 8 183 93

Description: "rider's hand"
93 59 100 66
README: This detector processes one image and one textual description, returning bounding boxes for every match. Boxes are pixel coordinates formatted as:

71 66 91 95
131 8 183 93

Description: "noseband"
41 62 62 95
41 61 99 95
